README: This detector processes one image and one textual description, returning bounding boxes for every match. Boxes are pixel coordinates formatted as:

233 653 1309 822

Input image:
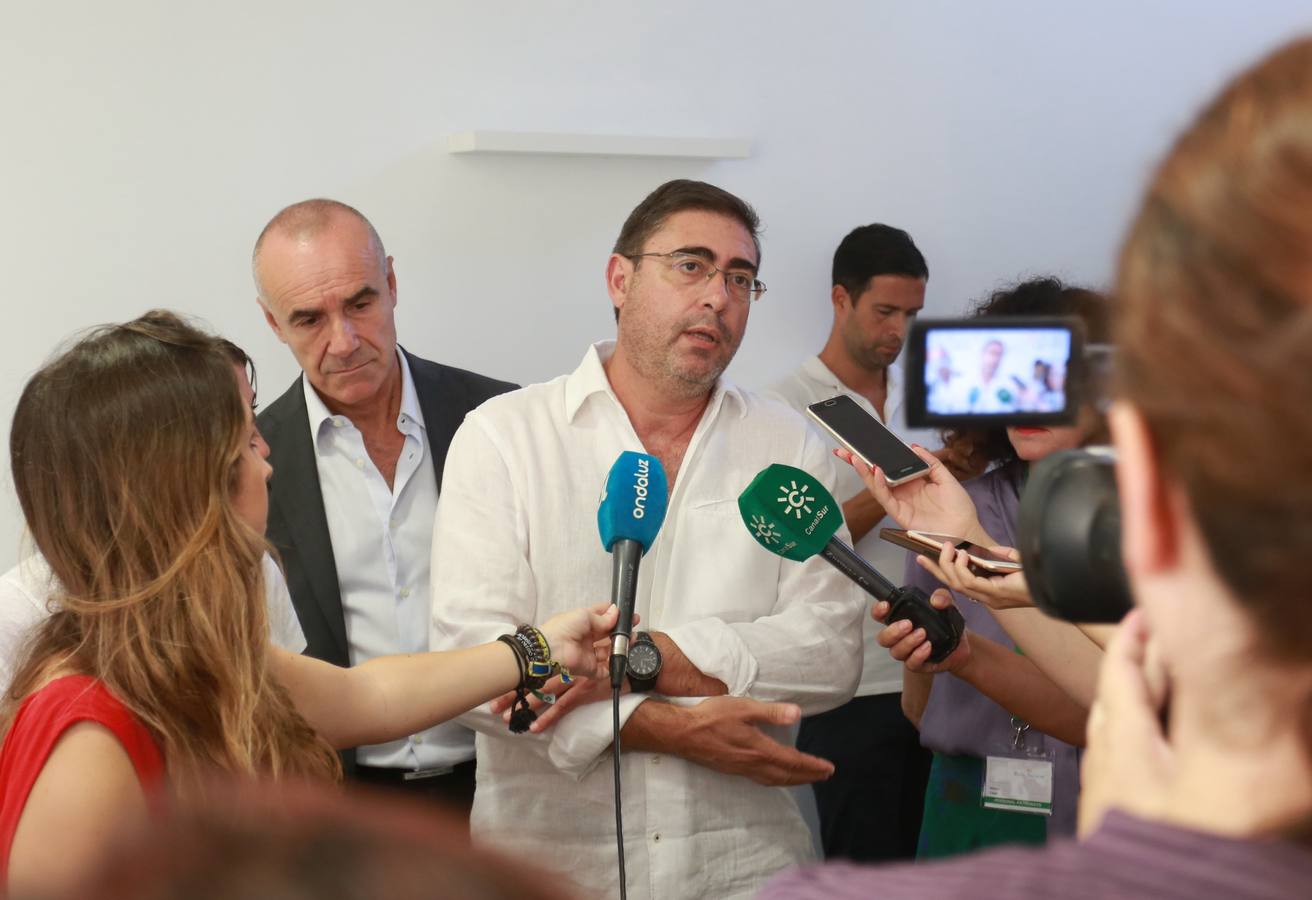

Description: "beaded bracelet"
498 625 573 734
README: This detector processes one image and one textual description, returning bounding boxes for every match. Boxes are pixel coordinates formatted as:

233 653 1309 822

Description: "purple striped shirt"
757 811 1312 899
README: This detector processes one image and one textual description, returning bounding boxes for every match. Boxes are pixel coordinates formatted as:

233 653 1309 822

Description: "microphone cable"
612 683 627 900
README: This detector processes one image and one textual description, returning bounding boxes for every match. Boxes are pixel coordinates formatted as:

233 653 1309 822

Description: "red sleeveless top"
0 675 165 879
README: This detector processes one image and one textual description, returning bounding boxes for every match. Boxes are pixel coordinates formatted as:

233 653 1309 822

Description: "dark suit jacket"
257 348 516 770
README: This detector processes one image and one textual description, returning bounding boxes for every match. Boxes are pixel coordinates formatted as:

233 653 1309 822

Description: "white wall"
1 1 1308 567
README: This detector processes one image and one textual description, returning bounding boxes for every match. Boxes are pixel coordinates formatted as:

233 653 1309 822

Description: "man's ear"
259 299 288 345
831 284 851 314
1110 401 1179 577
385 255 398 305
606 254 633 319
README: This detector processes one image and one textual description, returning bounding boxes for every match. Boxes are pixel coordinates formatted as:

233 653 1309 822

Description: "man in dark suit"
252 199 515 814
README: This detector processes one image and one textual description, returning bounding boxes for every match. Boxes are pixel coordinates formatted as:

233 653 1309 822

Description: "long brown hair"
4 311 340 791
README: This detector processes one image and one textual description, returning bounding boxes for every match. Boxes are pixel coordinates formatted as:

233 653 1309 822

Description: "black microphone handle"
819 538 898 602
608 538 643 688
819 537 964 664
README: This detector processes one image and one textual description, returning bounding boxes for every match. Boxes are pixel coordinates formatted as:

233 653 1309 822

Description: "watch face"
627 641 661 679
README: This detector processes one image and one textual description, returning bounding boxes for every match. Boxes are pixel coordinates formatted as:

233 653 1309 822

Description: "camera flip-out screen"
904 317 1086 429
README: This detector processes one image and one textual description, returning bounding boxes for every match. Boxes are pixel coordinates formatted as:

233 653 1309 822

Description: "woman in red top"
0 312 621 895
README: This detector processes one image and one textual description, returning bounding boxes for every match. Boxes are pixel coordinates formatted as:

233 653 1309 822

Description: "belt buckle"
403 765 455 782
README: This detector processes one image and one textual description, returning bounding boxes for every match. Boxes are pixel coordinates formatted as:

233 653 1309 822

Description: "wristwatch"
626 632 663 692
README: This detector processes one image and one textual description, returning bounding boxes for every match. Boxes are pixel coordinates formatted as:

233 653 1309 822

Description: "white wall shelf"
447 130 752 159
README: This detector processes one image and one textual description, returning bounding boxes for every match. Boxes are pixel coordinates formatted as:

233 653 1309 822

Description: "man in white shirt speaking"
769 224 938 862
430 180 865 900
253 199 515 811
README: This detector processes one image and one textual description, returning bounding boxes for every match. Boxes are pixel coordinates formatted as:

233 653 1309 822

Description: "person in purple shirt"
761 35 1312 900
876 278 1107 857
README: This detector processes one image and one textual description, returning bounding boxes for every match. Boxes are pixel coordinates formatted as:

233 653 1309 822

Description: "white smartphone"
806 395 931 487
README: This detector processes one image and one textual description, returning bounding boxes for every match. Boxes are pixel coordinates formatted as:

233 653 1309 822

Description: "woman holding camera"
843 278 1108 857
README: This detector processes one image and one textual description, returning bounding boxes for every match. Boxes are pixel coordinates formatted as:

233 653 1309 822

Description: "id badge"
982 718 1055 816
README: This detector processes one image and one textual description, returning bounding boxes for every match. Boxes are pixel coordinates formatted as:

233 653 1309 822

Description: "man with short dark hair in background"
430 180 865 899
770 223 937 861
252 199 515 813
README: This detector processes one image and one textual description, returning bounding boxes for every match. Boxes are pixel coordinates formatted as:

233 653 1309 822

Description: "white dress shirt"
305 350 472 771
430 342 864 900
769 356 939 696
0 553 306 690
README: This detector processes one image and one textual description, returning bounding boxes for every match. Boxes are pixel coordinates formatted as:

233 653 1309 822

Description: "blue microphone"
597 451 669 687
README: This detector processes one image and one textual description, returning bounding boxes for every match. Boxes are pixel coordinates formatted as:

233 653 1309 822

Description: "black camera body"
904 317 1130 623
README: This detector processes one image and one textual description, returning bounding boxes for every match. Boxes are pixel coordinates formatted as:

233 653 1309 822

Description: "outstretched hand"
538 602 622 678
835 444 986 543
677 696 835 786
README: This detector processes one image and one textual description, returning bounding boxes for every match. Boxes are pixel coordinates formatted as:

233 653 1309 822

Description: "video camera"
904 317 1130 624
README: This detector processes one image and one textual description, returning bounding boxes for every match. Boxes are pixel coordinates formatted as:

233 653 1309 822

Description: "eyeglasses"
626 251 767 303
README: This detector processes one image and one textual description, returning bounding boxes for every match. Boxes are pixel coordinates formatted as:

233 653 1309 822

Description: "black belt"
353 758 476 783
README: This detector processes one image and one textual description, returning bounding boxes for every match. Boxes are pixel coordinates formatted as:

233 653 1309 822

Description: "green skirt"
916 752 1047 860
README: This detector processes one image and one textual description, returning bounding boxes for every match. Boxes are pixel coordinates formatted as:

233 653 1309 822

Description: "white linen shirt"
305 351 472 770
0 553 306 690
430 342 864 900
769 356 939 696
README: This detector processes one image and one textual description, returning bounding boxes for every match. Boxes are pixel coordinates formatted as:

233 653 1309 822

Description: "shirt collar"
800 354 904 418
303 348 423 444
563 340 748 425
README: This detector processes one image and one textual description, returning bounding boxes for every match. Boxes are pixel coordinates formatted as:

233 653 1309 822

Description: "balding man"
253 199 515 812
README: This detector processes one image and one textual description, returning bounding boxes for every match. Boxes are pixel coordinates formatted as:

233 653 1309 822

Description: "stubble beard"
620 306 736 400
843 324 898 375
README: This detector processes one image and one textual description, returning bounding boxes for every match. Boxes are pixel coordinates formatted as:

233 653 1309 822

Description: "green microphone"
738 464 964 663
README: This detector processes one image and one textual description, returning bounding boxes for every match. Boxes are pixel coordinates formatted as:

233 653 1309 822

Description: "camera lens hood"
1016 448 1133 623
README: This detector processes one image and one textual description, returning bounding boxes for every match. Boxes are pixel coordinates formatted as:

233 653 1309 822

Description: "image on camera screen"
924 326 1072 416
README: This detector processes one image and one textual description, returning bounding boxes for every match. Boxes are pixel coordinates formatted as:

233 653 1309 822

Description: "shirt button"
333 418 344 429
652 833 661 843
410 735 423 745
354 458 365 469
651 755 661 765
389 517 398 529
400 587 412 599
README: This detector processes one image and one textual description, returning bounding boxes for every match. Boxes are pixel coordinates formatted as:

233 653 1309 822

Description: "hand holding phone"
879 528 1022 575
882 528 1035 610
830 431 986 542
917 545 1034 610
807 395 930 487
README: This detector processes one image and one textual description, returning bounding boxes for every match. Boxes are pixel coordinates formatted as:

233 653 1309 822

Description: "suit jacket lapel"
406 349 461 494
264 381 350 661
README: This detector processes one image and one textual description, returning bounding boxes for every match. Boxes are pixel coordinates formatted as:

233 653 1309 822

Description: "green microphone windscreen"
737 464 842 562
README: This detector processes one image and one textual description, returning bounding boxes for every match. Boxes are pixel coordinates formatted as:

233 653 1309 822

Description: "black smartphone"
806 395 931 486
